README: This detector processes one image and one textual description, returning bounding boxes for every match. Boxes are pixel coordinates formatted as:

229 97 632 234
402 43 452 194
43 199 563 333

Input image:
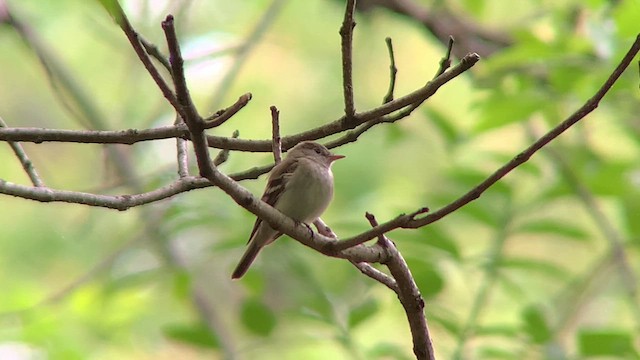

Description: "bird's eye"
314 148 322 154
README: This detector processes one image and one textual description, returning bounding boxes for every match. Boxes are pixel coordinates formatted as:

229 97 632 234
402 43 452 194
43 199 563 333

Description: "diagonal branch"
0 54 479 151
329 34 640 249
0 117 45 187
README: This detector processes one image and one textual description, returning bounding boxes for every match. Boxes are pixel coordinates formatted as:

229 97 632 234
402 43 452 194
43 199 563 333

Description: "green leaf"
367 342 412 360
424 107 461 145
404 259 444 298
475 325 520 338
240 298 277 336
613 0 640 37
420 227 461 261
348 299 379 329
475 89 542 132
94 0 125 25
164 322 219 349
578 329 638 358
516 219 589 241
522 305 552 344
498 257 570 280
172 270 191 301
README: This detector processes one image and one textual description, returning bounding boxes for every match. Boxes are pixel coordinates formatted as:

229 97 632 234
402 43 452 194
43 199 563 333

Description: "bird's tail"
231 241 262 279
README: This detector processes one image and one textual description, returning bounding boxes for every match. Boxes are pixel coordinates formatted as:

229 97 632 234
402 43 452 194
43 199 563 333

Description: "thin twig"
340 0 357 119
106 2 182 114
175 115 189 178
410 34 640 229
270 105 282 164
213 130 240 166
0 54 480 150
203 93 252 127
0 117 45 187
162 15 201 127
140 36 172 72
313 218 337 238
383 37 397 104
330 34 640 247
434 36 454 78
350 260 399 292
332 207 429 252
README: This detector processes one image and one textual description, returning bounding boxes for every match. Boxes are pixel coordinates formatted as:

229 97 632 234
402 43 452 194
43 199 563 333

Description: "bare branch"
409 33 640 229
331 35 640 248
383 37 398 104
350 260 399 292
203 93 252 126
0 54 479 151
313 218 337 238
270 106 282 164
213 130 240 166
340 0 357 119
366 212 434 360
174 115 189 178
0 117 45 187
140 36 172 72
107 2 182 114
332 207 429 251
434 35 454 78
162 15 201 127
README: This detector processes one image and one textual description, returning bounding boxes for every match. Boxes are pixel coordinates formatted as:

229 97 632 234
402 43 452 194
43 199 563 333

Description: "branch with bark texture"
2 0 639 358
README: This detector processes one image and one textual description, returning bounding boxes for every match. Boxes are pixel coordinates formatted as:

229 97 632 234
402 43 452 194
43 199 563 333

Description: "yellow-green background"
0 0 639 359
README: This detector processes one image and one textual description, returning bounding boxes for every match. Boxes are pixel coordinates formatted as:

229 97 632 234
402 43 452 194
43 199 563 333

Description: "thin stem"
340 0 357 119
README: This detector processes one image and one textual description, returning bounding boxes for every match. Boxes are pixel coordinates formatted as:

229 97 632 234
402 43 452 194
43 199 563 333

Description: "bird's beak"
329 154 345 162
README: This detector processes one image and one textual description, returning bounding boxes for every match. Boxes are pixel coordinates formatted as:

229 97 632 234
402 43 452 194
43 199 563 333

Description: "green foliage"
240 298 277 337
1 0 639 359
164 322 220 348
578 329 640 358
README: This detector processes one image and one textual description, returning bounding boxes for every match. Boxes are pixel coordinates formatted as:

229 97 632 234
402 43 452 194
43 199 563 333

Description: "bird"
231 141 344 279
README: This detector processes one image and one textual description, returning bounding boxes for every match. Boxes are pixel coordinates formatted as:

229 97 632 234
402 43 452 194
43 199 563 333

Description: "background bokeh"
1 0 639 359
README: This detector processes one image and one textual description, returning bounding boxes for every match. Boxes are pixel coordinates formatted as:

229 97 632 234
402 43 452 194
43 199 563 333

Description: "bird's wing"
246 159 299 242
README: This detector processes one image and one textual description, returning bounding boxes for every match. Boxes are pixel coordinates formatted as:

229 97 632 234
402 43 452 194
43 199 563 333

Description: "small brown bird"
231 141 344 279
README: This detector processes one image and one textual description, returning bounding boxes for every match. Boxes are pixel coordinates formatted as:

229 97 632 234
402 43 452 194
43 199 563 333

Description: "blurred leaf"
404 259 444 298
475 325 520 338
498 257 570 280
516 219 589 241
384 124 409 145
424 107 461 145
348 298 379 329
367 342 412 360
577 329 638 358
613 0 640 37
428 309 461 337
164 322 219 349
522 305 552 344
172 270 192 301
475 89 542 132
584 161 633 196
240 298 277 336
94 0 124 25
477 346 519 359
449 168 512 197
419 226 461 261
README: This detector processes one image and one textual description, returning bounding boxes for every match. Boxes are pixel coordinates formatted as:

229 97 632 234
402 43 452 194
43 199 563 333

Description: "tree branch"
366 212 434 360
383 37 398 104
270 106 282 164
0 117 44 187
0 55 478 151
340 0 357 119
